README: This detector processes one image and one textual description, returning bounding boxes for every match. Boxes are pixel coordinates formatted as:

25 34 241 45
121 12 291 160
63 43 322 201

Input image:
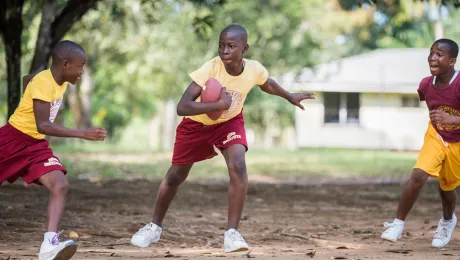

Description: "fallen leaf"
306 249 316 258
386 249 412 254
165 251 178 258
244 250 254 258
68 231 79 239
352 229 372 234
336 246 348 249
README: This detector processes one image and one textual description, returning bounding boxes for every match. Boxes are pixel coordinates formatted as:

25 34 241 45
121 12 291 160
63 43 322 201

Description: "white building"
276 48 459 151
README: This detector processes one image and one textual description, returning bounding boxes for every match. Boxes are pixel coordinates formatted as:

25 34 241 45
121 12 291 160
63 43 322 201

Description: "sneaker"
38 231 77 260
224 229 248 253
131 223 162 248
432 213 457 248
381 220 404 242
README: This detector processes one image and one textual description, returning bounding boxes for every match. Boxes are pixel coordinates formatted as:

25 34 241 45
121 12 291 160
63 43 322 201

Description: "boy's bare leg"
39 170 69 232
222 144 248 230
382 168 429 242
432 186 457 248
396 168 429 220
38 170 77 259
221 144 249 253
439 187 456 220
132 163 194 248
152 163 194 225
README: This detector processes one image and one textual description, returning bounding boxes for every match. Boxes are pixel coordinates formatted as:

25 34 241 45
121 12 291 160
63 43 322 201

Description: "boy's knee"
411 168 429 186
51 177 69 196
228 158 247 182
165 170 187 187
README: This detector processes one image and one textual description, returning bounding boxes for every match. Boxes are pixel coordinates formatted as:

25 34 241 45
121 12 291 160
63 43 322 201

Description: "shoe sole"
432 243 447 248
225 247 249 253
381 235 400 243
54 243 77 260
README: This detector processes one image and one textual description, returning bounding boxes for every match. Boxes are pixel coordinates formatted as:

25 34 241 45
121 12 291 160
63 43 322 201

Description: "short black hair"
51 40 86 64
434 38 459 58
220 24 248 44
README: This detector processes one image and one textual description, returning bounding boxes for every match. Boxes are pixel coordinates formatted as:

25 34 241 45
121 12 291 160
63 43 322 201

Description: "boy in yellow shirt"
131 24 315 252
0 40 107 260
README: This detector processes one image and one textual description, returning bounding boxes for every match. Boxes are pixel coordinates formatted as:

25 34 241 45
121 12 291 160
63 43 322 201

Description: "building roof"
275 48 460 94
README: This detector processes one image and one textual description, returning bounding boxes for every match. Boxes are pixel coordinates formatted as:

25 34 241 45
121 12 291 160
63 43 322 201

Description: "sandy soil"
1 178 459 260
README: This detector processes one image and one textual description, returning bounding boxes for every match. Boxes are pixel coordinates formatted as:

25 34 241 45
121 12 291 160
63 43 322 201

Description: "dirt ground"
1 178 460 260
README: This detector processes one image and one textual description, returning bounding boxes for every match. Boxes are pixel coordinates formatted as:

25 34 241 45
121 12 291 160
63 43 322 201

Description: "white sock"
442 214 455 223
393 218 405 225
44 232 57 243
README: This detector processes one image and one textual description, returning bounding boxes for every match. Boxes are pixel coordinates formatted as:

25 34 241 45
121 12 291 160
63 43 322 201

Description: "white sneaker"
381 219 404 242
432 213 457 248
131 222 162 248
38 232 77 260
224 229 248 253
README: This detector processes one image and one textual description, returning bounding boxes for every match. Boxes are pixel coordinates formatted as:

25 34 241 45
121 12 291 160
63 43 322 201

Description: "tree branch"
50 0 99 47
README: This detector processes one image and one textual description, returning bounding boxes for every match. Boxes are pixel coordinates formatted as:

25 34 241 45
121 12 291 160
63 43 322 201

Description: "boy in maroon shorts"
131 24 315 252
0 41 107 260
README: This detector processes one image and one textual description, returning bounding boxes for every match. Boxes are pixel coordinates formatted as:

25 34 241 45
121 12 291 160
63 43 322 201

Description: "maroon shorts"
172 113 248 165
0 124 67 184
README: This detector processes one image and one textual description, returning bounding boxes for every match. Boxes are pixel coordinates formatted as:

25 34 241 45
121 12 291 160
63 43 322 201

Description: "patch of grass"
59 148 418 181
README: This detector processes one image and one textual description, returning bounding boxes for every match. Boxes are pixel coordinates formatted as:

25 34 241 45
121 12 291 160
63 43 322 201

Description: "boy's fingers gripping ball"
201 78 225 120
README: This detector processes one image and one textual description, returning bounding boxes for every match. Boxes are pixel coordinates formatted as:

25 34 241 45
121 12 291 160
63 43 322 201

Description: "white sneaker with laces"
224 229 249 253
381 219 404 242
131 222 162 248
38 231 77 260
432 213 457 248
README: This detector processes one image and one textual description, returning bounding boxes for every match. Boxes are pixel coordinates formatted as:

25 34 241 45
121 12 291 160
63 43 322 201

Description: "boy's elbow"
177 103 186 116
36 122 48 134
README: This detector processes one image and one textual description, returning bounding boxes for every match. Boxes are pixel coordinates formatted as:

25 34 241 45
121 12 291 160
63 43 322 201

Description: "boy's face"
428 42 456 76
218 31 248 67
63 52 87 85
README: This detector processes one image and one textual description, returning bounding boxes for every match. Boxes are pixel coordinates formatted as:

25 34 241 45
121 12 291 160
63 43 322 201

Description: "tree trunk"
79 67 93 129
433 2 444 40
0 0 25 120
29 0 100 74
162 99 177 151
67 67 93 130
29 0 56 75
67 83 81 129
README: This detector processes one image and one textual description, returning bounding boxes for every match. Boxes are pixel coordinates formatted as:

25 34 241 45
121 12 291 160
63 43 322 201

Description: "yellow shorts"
414 122 460 191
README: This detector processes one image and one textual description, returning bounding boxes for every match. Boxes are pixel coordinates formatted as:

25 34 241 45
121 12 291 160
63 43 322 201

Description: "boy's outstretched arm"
430 109 460 126
33 99 107 140
259 78 315 110
177 81 232 116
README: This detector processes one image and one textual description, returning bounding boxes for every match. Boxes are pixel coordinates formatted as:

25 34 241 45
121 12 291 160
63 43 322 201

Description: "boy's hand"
288 92 315 110
83 127 107 141
217 87 232 110
430 110 454 125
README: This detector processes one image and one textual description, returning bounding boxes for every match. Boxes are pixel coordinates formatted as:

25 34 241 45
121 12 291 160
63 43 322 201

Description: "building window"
402 96 420 107
324 92 360 124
